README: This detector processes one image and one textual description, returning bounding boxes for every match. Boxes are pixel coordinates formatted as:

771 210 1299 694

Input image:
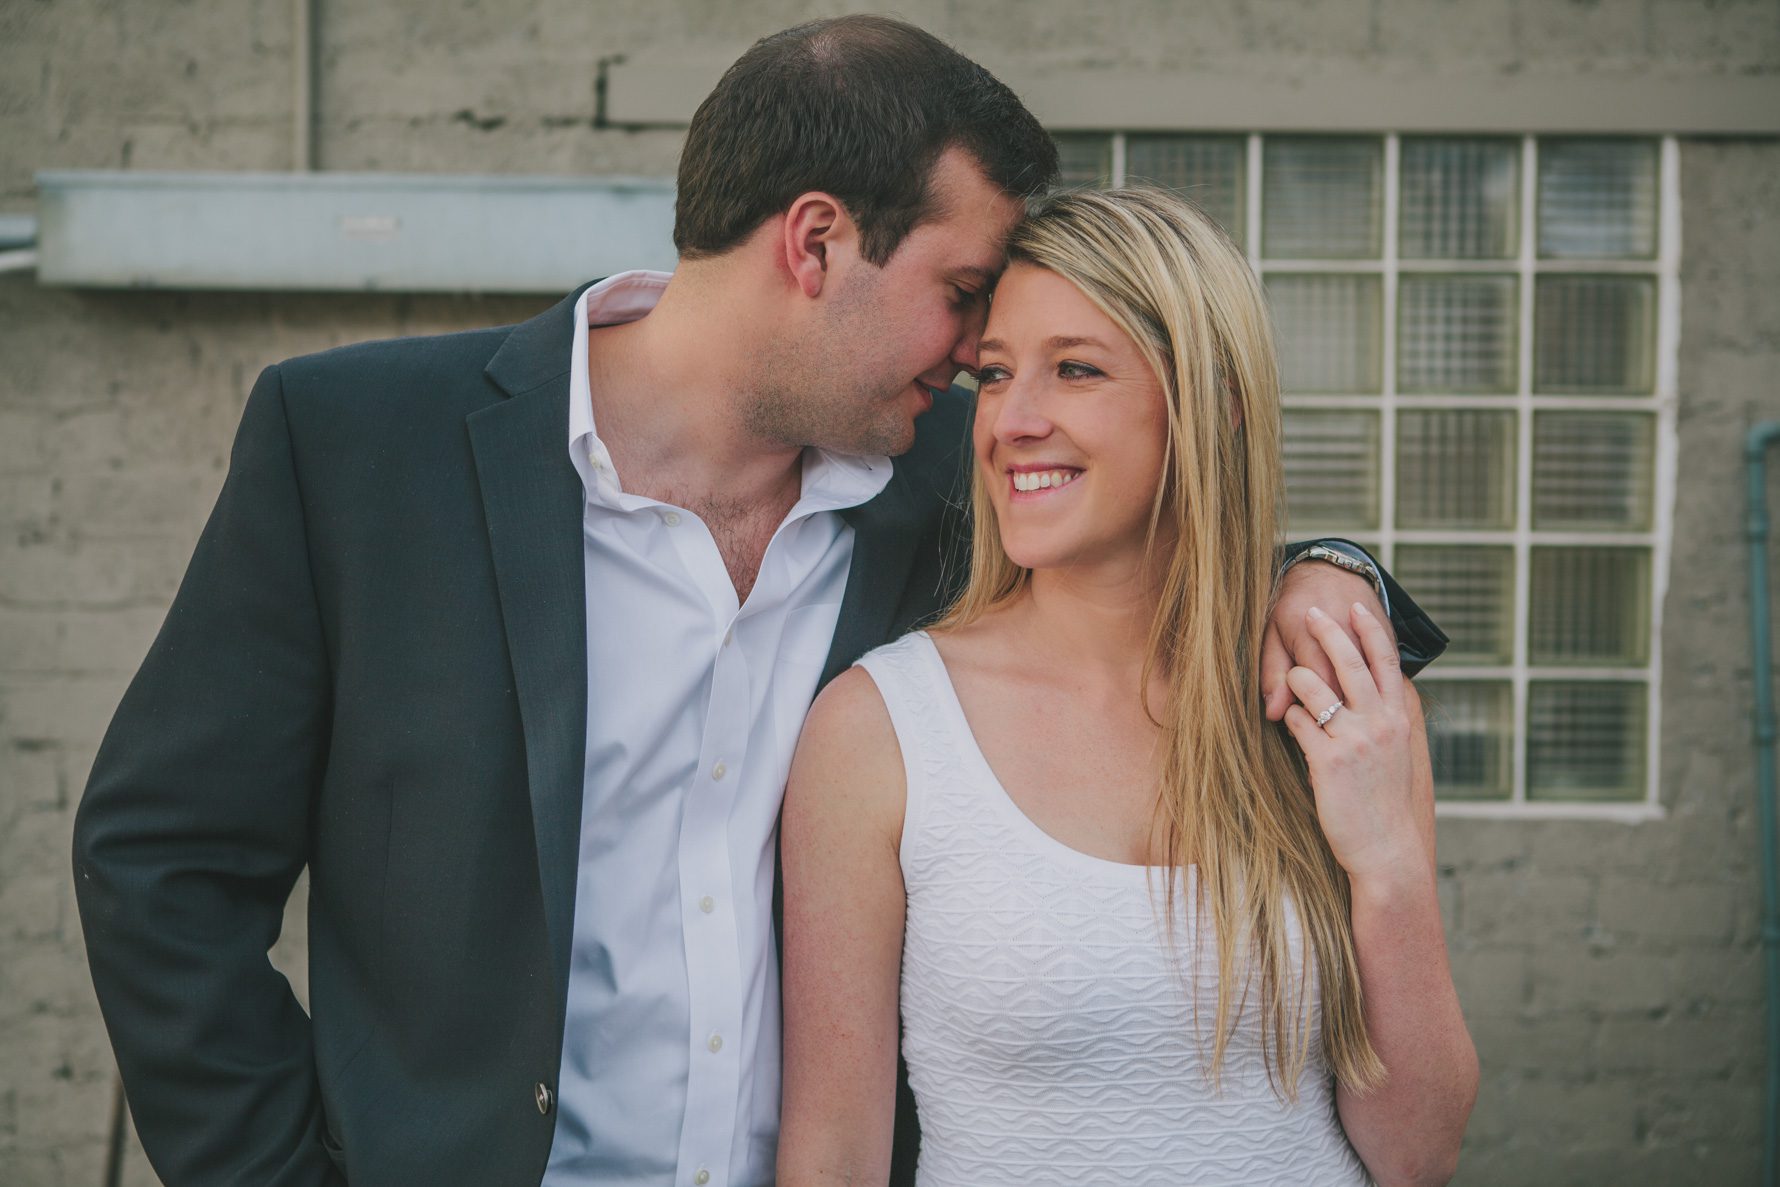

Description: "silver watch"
1284 543 1390 615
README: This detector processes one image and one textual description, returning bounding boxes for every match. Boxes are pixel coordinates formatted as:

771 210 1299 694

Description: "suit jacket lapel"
821 383 975 687
821 469 926 689
467 287 591 1004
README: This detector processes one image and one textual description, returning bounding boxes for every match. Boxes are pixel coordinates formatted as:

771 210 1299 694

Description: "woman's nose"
990 378 1052 444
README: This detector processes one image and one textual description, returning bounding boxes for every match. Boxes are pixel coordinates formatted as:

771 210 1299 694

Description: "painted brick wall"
2 2 1776 1183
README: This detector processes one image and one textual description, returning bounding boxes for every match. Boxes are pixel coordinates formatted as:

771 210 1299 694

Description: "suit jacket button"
534 1082 554 1115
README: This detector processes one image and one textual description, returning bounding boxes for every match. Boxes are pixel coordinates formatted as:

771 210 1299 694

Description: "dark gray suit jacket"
72 285 1445 1186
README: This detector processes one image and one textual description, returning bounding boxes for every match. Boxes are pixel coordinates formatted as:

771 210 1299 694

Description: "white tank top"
856 632 1373 1187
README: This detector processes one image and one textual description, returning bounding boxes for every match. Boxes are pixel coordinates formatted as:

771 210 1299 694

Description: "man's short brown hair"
674 16 1059 266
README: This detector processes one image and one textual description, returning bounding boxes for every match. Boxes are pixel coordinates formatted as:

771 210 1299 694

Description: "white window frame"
1097 131 1678 822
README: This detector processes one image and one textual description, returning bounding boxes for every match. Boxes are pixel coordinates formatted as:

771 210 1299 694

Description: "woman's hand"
1280 601 1435 887
1260 559 1387 722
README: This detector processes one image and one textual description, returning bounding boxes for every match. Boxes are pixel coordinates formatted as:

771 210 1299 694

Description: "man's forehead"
930 201 1021 277
923 147 1024 246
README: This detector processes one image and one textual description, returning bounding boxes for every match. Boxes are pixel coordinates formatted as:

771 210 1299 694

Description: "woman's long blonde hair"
936 187 1384 1095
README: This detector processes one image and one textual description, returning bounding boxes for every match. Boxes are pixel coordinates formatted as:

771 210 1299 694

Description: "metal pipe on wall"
1745 421 1780 1186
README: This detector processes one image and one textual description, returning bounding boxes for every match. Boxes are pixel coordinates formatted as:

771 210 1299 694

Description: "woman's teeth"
1011 469 1080 492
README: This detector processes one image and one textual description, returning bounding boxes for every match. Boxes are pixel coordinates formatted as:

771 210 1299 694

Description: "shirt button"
663 510 681 526
699 895 715 914
534 1082 554 1115
695 1171 711 1186
711 761 727 781
707 1033 723 1054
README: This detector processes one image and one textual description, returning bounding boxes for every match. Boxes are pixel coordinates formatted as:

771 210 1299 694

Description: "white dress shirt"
542 272 891 1187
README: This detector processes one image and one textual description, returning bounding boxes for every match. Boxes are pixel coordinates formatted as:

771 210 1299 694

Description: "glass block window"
1419 680 1514 799
1052 133 1112 189
1394 547 1515 665
1538 139 1659 259
1534 275 1657 393
1264 137 1383 259
1125 134 1246 245
1527 681 1648 800
1532 412 1656 531
1070 132 1673 815
1282 409 1380 533
1269 274 1383 393
1400 137 1519 260
1395 409 1517 530
1398 275 1518 393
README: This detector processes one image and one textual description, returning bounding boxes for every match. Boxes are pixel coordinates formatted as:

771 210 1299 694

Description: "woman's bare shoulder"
786 666 907 839
800 665 896 756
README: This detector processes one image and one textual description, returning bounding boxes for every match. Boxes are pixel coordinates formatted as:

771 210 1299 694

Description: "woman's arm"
776 667 911 1186
1338 814 1479 1187
1283 605 1479 1187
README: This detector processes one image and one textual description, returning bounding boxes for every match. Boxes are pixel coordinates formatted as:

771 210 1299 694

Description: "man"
73 15 1446 1187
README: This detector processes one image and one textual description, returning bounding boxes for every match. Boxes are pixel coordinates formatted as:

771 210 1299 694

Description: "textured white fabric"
857 632 1373 1187
544 272 892 1187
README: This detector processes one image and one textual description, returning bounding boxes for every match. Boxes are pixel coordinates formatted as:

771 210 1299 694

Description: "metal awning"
34 171 678 292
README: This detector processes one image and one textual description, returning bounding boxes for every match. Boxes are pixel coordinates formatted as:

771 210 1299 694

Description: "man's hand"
1261 561 1393 722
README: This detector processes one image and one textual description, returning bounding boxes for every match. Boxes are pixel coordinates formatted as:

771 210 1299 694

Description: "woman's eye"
975 364 1011 385
1058 360 1104 380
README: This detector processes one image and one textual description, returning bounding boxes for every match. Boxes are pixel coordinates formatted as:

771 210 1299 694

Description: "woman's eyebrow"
976 335 1110 356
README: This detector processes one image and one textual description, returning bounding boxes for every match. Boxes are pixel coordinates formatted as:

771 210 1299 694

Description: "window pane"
1126 134 1245 246
1052 134 1111 189
1528 681 1647 801
1396 409 1517 530
1282 410 1380 532
1400 137 1520 259
1263 136 1382 259
1421 680 1513 800
1397 274 1518 393
1268 274 1383 392
1529 547 1651 666
1533 412 1656 531
1393 546 1515 665
1538 138 1659 259
1534 275 1656 394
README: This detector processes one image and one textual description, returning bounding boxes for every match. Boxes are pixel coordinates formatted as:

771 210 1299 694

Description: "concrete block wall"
1 1 1776 1183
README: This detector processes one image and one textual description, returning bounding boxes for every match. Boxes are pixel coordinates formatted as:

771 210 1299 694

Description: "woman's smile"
1007 464 1084 500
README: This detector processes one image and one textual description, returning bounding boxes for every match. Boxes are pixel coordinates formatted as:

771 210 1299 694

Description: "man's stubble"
741 271 922 460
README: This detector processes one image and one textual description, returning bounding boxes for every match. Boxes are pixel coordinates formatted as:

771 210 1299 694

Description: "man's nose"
950 304 989 373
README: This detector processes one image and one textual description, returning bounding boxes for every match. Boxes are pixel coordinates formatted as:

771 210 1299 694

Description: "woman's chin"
1000 540 1077 573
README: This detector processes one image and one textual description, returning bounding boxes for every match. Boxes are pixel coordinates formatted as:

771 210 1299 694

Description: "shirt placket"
666 507 747 1187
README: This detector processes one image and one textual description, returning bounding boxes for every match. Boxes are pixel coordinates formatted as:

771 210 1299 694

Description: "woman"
776 188 1477 1186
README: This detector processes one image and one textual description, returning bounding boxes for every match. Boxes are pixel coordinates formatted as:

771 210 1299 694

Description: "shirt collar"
567 271 891 515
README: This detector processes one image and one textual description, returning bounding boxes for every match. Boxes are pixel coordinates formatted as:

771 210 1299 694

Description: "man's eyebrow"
953 265 999 285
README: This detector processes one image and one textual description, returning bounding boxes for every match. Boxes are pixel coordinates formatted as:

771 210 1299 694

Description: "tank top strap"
853 631 966 878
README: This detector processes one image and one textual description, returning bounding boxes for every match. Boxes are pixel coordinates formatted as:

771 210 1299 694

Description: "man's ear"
781 192 850 299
